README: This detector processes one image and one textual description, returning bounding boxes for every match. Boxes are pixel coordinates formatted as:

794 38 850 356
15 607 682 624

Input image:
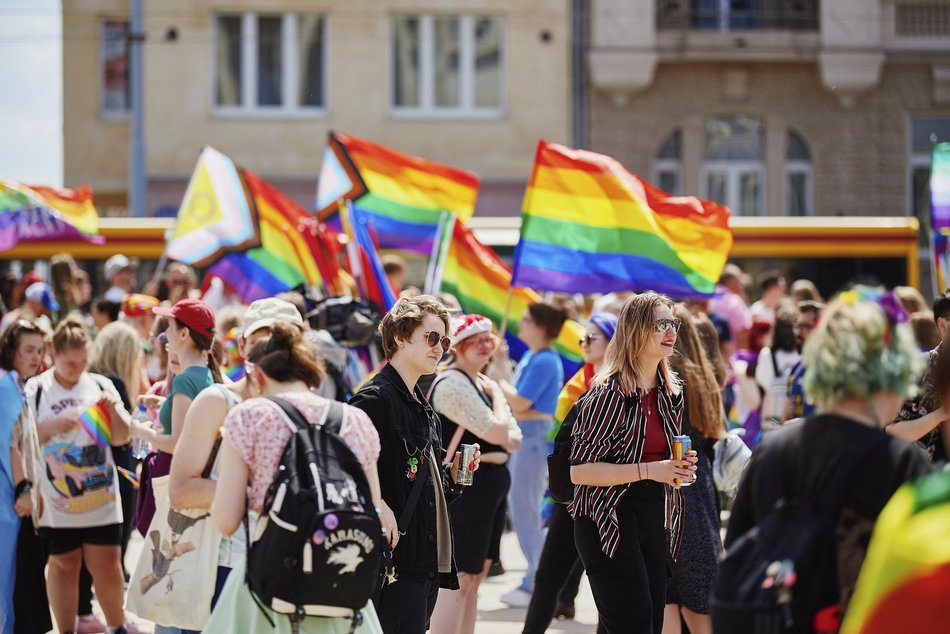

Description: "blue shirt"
786 360 815 418
513 349 563 417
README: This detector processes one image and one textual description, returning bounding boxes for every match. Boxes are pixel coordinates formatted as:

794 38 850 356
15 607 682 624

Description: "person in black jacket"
725 288 934 628
349 295 479 634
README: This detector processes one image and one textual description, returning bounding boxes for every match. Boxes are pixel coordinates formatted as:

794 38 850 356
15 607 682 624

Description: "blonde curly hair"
803 288 923 406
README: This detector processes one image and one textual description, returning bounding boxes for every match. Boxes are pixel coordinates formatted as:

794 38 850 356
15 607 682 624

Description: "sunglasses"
422 331 452 353
655 318 682 333
578 333 603 346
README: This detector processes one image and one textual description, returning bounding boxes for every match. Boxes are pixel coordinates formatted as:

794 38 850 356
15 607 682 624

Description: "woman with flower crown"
722 286 935 631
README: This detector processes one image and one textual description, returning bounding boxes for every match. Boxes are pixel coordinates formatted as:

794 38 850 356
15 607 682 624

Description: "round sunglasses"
655 318 682 333
421 330 452 353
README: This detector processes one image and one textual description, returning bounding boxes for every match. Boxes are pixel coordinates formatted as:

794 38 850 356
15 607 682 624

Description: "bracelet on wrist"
637 463 642 481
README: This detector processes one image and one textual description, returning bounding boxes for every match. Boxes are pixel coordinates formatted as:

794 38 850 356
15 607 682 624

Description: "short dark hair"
93 297 121 322
757 269 785 293
527 303 568 340
0 319 44 371
933 290 950 323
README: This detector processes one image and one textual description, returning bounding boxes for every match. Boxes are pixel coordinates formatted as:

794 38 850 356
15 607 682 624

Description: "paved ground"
69 530 599 633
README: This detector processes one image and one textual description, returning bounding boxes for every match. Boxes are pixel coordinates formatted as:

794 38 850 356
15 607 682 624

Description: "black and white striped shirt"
568 372 685 559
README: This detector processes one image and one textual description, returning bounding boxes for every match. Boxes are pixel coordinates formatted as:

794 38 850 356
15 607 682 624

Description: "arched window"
785 130 812 216
654 129 682 195
701 115 765 215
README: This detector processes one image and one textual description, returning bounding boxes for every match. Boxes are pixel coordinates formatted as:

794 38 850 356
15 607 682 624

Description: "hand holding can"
672 435 693 487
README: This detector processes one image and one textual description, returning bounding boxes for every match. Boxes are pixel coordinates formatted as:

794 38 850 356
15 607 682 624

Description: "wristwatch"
14 479 32 500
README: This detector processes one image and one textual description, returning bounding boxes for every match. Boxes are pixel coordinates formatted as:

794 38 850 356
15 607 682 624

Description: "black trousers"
374 577 439 634
14 518 52 634
574 481 668 634
523 504 586 634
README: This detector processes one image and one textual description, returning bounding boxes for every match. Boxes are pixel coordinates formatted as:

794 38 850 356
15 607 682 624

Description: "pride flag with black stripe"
511 140 733 298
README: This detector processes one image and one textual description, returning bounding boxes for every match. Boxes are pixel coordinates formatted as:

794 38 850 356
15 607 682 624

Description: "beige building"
587 0 950 225
63 0 572 216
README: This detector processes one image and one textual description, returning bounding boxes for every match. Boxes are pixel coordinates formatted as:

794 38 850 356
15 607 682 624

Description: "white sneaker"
501 587 532 607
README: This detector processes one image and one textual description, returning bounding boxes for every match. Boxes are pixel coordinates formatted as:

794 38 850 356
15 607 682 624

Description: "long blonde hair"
89 321 143 407
670 304 725 439
593 292 681 395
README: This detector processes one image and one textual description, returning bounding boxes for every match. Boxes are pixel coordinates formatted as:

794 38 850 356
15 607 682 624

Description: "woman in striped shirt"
569 292 698 634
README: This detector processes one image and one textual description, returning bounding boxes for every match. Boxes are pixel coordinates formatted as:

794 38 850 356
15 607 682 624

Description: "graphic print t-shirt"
26 369 127 528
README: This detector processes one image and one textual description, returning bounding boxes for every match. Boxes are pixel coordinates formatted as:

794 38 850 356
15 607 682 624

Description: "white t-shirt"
25 369 128 528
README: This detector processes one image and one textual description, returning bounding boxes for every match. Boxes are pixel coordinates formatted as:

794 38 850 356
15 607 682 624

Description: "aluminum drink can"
672 435 692 487
458 444 476 486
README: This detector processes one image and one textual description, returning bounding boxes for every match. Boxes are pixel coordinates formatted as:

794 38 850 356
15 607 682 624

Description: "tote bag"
126 475 221 630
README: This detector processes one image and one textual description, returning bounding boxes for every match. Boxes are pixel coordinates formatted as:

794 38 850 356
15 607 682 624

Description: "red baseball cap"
153 298 215 338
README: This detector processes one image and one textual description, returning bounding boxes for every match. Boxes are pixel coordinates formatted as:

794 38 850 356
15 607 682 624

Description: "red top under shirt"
641 388 668 462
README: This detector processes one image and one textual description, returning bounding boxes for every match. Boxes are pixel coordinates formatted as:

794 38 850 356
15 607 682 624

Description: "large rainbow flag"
511 140 733 298
167 147 345 302
440 220 585 376
315 131 480 255
0 179 102 251
841 468 950 633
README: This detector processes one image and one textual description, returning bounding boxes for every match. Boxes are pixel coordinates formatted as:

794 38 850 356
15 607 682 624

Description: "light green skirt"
202 560 382 633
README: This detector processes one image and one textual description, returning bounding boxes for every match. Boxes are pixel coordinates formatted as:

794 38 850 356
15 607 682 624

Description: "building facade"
586 0 950 230
62 0 572 216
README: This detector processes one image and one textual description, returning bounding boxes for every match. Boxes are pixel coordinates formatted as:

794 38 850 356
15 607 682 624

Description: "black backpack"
712 428 889 633
245 397 386 631
546 394 586 504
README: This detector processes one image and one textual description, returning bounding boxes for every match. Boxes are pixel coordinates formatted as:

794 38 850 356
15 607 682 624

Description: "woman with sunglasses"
428 314 522 634
1 318 52 634
570 292 697 634
523 312 617 634
350 295 480 634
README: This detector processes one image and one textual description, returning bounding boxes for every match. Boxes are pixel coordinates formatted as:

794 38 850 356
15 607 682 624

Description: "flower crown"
837 288 909 346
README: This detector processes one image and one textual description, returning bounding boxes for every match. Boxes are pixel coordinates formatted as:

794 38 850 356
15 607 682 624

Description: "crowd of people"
2 253 949 634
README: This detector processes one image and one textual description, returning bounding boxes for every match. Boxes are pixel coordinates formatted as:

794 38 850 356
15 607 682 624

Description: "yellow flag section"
165 146 261 267
841 469 950 633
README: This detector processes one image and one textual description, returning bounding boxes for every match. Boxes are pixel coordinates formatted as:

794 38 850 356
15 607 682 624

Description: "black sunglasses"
422 331 452 353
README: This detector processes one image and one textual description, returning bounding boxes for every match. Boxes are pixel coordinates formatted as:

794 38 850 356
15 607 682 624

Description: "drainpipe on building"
128 0 146 217
571 0 588 150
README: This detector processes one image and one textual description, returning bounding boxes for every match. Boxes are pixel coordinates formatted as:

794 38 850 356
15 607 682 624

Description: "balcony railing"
657 0 819 31
894 1 950 37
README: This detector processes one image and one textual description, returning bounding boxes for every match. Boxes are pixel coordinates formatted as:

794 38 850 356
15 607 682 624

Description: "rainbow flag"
168 150 345 302
0 179 103 251
930 143 950 294
76 403 111 450
441 221 585 376
841 469 950 633
511 140 733 298
341 202 398 312
315 132 480 255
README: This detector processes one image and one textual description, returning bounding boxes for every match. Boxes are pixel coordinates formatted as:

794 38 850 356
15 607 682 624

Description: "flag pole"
498 284 515 340
423 210 450 294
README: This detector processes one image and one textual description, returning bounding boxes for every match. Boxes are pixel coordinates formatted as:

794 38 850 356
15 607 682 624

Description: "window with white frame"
785 130 812 216
910 116 950 245
654 130 683 195
214 13 326 113
701 115 765 215
392 15 504 116
101 18 130 116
